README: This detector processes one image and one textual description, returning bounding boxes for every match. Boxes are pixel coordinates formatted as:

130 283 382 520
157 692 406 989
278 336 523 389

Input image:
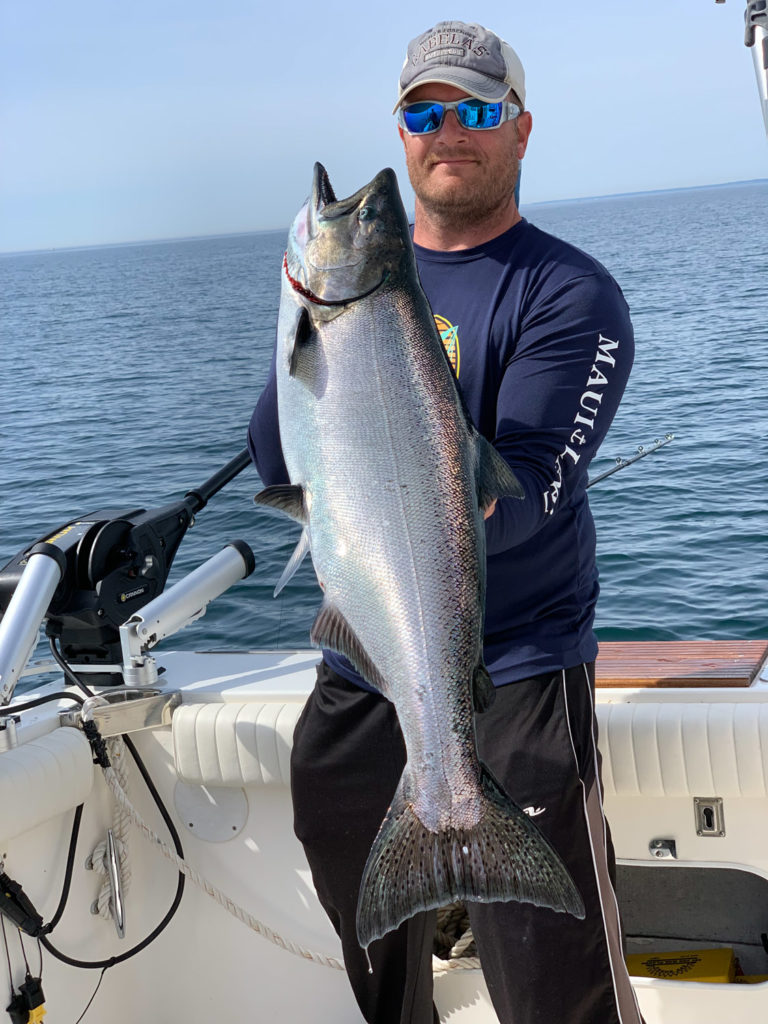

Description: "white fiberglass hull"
2 647 768 1023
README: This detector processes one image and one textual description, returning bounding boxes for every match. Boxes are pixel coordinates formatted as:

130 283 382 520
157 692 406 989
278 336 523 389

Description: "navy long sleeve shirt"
248 217 634 688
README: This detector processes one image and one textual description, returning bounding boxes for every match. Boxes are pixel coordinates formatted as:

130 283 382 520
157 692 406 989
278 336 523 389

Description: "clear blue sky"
1 0 765 252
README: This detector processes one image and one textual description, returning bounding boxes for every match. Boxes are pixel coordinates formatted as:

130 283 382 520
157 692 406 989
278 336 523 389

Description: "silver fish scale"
264 166 584 947
278 282 488 833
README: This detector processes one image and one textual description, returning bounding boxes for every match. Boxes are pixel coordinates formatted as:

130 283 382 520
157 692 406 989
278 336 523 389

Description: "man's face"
398 83 532 230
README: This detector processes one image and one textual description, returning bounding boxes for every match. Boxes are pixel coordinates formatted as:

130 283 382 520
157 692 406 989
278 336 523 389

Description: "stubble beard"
407 149 520 235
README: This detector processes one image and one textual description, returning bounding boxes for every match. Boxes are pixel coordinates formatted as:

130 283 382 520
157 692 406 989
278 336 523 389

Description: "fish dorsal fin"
310 600 386 694
473 430 524 511
273 529 311 597
254 484 308 524
288 306 314 379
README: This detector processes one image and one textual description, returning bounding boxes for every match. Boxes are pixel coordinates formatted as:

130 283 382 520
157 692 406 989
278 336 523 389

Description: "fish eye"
359 205 376 222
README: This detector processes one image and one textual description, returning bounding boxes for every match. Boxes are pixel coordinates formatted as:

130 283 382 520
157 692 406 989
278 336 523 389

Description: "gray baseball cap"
393 21 526 113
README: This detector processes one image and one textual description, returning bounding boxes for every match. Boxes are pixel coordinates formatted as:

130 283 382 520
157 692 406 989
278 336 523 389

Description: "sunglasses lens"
457 99 503 129
401 102 444 134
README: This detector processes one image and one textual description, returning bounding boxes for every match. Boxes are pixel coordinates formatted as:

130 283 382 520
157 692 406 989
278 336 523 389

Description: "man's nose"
437 109 468 139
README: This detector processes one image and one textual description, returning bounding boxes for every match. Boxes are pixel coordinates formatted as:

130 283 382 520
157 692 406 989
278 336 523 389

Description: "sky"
1 0 766 252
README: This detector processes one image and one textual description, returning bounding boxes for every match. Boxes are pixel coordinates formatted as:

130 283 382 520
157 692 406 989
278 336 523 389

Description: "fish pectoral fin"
287 306 315 379
273 529 311 597
472 663 496 713
254 484 308 524
473 431 524 508
310 600 386 693
355 767 585 950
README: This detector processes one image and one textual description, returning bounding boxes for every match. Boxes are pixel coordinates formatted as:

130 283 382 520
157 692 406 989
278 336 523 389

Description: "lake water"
2 179 767 693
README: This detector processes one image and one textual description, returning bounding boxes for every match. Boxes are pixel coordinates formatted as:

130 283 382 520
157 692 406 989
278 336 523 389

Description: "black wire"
17 929 30 974
3 658 87 946
6 691 85 713
37 646 186 970
40 855 185 970
1 914 12 987
121 734 185 859
48 639 95 699
73 966 107 1024
18 929 30 974
44 644 185 863
44 805 84 934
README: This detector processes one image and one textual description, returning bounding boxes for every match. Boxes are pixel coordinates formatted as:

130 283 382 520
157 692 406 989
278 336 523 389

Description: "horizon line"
3 176 767 257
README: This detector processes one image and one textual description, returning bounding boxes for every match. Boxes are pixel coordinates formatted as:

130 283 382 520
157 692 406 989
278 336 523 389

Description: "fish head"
285 163 412 308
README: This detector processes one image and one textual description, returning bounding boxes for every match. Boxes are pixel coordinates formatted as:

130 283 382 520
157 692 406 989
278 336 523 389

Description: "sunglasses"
398 98 521 136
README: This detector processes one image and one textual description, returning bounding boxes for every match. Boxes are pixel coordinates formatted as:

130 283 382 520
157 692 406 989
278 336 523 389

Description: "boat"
2 5 767 1023
2 481 768 1024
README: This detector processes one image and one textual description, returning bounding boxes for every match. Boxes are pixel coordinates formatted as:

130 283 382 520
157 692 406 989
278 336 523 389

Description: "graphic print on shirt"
542 333 621 516
434 314 460 377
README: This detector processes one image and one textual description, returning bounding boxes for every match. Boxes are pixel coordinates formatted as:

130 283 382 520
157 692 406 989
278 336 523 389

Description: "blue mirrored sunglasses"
398 98 521 136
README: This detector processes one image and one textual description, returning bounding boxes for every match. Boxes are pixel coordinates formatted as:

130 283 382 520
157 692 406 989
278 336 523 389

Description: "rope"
434 955 481 973
99 763 482 975
100 765 345 971
89 738 132 922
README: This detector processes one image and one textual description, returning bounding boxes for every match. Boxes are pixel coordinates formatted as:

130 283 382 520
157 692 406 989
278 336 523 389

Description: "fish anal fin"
274 529 310 597
254 484 307 524
310 601 386 693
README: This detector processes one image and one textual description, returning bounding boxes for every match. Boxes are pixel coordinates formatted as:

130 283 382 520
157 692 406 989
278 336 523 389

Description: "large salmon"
255 163 584 949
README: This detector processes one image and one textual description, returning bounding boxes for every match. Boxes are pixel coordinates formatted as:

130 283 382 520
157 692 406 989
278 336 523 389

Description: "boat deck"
596 640 768 688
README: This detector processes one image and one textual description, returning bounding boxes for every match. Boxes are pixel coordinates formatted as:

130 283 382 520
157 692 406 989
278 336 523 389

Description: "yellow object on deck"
625 947 736 983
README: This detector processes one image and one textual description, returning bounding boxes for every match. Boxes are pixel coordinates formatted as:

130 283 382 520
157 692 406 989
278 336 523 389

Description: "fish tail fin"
355 768 584 949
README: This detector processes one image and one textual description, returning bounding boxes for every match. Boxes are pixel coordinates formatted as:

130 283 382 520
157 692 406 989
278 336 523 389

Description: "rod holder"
119 542 255 686
0 545 66 705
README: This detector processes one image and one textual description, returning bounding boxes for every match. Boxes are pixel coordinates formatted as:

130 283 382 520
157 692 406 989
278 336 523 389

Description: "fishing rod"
586 433 674 488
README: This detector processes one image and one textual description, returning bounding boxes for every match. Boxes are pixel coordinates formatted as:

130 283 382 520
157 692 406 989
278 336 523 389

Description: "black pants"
290 660 643 1024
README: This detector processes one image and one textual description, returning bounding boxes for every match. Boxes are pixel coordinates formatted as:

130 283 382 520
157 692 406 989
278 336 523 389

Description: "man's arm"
484 271 634 555
247 347 290 486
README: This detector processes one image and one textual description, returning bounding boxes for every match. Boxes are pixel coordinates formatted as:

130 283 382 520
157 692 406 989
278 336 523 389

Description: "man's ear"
516 111 533 160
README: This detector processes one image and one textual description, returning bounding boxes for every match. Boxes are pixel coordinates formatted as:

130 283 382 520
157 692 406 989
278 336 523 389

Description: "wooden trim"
595 640 768 688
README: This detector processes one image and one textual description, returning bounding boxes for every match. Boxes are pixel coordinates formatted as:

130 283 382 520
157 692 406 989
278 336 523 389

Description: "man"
249 20 642 1024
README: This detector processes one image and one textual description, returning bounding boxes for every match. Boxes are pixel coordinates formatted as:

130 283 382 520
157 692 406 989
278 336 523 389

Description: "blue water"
2 180 767 690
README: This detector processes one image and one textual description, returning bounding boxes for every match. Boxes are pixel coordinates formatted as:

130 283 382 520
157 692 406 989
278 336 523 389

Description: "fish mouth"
285 162 387 306
310 162 370 224
312 162 337 212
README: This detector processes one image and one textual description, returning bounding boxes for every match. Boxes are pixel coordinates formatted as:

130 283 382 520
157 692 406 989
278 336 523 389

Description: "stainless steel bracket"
60 687 181 736
649 838 677 860
0 714 20 752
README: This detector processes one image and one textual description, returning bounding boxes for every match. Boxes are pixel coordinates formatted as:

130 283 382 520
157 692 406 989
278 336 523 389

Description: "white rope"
100 763 482 975
101 765 345 971
433 955 481 973
89 738 132 921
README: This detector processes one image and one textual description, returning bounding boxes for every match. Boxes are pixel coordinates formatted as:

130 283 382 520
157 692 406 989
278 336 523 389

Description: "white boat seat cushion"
0 727 94 844
172 702 302 787
596 702 768 798
171 699 768 798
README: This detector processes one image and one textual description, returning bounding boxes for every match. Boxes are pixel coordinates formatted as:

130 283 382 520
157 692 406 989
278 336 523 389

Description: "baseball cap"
393 21 526 114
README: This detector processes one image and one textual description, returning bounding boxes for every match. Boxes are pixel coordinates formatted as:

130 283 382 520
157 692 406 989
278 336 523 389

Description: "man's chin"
418 185 516 229
417 176 471 211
